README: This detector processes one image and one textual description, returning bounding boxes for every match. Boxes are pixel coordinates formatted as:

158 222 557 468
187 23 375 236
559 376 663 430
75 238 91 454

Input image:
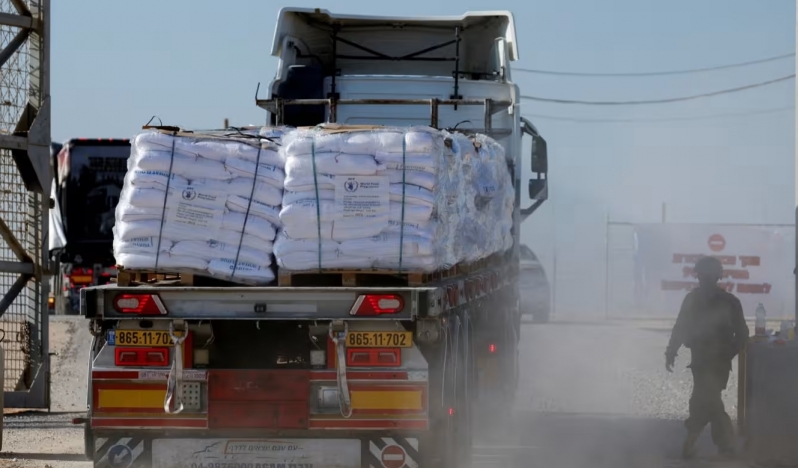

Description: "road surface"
0 316 753 467
473 319 747 468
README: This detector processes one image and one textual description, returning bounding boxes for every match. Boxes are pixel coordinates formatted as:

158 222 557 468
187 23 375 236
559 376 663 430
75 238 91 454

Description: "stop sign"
708 234 726 252
381 445 406 468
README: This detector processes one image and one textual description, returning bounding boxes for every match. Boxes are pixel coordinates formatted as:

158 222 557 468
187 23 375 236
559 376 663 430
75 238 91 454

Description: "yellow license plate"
345 331 413 348
70 275 93 283
113 330 183 347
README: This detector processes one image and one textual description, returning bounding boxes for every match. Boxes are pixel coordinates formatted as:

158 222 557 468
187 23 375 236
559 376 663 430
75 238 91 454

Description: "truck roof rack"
256 96 513 138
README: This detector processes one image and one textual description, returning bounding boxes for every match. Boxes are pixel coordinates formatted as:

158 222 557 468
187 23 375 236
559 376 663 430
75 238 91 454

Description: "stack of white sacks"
274 125 515 272
113 128 288 284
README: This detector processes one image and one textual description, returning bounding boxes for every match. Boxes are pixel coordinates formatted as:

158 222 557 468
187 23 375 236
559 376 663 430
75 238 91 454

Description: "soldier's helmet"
695 256 723 280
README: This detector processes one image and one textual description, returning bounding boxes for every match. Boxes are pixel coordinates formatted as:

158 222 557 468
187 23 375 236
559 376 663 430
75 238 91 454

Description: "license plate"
107 330 182 347
151 438 361 468
345 331 413 348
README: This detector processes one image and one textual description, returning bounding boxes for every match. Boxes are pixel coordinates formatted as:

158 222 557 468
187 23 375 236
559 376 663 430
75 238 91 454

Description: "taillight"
346 348 401 367
113 294 167 315
489 343 497 354
349 294 404 316
114 347 169 367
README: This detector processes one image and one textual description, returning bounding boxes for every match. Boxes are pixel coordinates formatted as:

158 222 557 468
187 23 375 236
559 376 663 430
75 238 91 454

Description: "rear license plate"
107 330 182 347
345 331 413 348
70 275 92 284
151 438 361 468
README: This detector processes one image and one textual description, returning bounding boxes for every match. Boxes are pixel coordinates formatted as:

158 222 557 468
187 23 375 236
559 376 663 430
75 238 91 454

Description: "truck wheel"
445 314 474 468
84 422 93 460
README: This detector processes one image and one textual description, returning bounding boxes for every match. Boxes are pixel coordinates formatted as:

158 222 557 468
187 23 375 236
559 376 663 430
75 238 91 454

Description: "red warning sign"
708 234 726 252
381 445 406 468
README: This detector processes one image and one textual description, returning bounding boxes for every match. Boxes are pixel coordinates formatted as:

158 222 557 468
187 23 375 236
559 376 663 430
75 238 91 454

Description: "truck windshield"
65 143 129 244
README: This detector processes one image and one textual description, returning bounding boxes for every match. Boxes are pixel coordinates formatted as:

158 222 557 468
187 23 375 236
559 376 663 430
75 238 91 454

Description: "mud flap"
363 437 420 468
94 436 151 468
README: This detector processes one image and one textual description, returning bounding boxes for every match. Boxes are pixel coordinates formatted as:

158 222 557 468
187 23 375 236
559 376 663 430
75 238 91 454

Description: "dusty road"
0 315 91 468
0 316 753 468
474 319 747 468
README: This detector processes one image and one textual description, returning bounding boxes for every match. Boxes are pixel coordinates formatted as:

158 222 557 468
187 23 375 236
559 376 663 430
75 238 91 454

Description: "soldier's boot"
682 431 701 460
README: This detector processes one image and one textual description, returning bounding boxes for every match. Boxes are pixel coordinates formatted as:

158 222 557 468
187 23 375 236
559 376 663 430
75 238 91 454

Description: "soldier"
665 256 749 459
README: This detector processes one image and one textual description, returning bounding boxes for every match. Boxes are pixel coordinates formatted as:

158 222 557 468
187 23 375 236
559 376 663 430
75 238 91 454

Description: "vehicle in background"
520 244 551 323
48 139 131 314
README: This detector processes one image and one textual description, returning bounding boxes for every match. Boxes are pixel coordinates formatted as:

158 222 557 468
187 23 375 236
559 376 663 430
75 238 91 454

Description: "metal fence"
0 0 50 409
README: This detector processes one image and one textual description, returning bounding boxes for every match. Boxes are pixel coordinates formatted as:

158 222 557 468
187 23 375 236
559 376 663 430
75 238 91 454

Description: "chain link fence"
0 0 43 393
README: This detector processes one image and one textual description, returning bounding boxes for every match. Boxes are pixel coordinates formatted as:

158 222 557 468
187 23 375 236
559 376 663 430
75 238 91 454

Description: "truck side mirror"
520 117 548 221
531 134 547 175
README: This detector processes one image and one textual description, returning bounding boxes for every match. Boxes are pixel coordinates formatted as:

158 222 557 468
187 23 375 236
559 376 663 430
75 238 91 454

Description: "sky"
51 0 796 316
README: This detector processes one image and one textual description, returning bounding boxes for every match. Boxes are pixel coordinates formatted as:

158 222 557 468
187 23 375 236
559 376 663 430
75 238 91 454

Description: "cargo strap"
398 131 407 272
230 145 264 279
329 321 352 418
154 134 178 270
311 131 323 271
164 321 187 415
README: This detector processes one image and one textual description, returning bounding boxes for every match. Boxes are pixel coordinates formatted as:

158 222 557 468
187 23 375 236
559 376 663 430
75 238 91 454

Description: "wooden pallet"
115 268 197 287
277 255 502 287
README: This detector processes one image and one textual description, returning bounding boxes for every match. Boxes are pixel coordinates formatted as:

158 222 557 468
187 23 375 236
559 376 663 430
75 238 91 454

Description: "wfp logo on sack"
181 187 197 201
344 179 359 193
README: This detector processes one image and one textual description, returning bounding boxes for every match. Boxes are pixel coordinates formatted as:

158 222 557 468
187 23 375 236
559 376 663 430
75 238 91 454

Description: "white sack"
171 240 272 266
207 259 275 284
193 178 283 207
115 252 209 271
225 158 285 188
135 150 232 181
134 130 283 167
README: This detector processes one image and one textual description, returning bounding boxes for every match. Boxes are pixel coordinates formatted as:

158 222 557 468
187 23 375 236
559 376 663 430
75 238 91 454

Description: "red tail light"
113 294 167 315
114 347 169 367
350 294 404 316
489 343 497 354
346 348 402 367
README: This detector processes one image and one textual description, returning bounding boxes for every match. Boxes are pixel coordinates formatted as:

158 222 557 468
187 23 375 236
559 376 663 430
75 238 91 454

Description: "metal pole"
604 212 610 320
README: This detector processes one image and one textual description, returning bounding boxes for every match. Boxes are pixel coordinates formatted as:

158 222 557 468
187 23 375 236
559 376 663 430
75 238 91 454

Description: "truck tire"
83 422 93 460
443 313 474 468
419 313 474 468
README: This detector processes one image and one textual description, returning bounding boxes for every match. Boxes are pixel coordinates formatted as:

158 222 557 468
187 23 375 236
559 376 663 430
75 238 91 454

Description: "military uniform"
666 285 748 454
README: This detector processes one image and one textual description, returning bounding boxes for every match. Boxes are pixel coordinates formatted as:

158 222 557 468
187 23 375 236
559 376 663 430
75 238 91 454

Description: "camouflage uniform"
666 267 748 455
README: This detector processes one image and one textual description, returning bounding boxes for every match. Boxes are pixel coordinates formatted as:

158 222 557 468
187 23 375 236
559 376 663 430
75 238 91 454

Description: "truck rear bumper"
93 432 421 468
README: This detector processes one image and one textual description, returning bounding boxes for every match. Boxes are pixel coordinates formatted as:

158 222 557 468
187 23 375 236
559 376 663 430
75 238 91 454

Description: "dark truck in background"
48 139 131 314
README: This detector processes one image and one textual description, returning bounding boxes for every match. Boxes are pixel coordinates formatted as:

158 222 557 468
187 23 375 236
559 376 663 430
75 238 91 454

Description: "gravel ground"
0 315 91 468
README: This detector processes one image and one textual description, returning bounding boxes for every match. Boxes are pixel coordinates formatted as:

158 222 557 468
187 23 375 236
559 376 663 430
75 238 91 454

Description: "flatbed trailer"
80 8 548 468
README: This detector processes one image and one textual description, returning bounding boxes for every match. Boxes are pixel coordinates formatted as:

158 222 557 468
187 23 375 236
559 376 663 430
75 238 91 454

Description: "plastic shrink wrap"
113 128 287 284
274 125 514 272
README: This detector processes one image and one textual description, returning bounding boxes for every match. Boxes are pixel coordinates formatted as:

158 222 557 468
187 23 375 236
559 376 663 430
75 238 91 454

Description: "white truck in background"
80 8 548 468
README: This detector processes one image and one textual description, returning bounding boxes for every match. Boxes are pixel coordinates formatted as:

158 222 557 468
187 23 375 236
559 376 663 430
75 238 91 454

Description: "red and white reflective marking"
369 438 419 468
